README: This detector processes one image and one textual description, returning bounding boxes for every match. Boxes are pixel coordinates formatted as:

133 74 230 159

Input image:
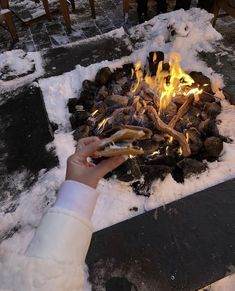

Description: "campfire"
68 52 228 196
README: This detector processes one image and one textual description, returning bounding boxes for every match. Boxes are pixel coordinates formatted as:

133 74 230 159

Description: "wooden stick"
147 106 191 157
168 94 194 128
202 90 220 99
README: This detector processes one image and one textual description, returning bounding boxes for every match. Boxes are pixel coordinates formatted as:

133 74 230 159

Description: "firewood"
147 106 191 157
168 94 194 128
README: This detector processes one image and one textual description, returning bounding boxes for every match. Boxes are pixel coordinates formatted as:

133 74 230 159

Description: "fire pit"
67 52 229 196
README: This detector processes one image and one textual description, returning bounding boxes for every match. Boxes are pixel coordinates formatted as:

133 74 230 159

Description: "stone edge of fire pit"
86 178 235 291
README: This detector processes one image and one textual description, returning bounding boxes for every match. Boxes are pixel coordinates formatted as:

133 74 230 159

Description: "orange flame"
132 52 203 111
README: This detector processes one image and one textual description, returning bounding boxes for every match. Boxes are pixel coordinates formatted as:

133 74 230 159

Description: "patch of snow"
0 50 44 94
200 270 235 291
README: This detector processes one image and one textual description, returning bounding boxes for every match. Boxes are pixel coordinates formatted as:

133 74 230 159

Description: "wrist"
55 180 99 220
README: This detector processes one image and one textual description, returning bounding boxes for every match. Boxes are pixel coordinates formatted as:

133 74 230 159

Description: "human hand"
66 136 126 189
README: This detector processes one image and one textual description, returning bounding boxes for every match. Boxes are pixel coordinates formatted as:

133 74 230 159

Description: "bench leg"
123 0 129 21
89 0 96 19
0 0 9 9
41 0 52 21
5 12 18 41
212 0 220 27
59 0 71 33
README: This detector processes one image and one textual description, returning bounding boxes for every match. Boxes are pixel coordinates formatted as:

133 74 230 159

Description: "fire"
168 136 174 143
97 117 111 132
178 147 183 156
131 62 143 93
185 132 189 143
131 52 203 111
91 109 98 116
149 149 160 157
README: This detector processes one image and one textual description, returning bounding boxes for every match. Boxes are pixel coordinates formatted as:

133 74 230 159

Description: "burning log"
168 94 194 128
147 106 191 157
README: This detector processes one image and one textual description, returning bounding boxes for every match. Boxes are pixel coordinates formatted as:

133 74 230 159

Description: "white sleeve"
26 181 99 264
0 181 99 291
54 180 99 220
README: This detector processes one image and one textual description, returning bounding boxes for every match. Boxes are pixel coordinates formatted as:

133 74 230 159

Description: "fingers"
77 136 100 147
94 156 127 178
75 138 101 162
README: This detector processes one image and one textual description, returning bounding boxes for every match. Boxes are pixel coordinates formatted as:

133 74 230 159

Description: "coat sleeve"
0 181 99 291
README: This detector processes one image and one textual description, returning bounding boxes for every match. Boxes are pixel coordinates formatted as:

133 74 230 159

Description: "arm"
0 137 125 291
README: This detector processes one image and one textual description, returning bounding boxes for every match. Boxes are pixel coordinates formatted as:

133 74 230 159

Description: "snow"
0 9 10 14
0 50 44 94
201 272 235 291
9 0 59 22
0 8 235 290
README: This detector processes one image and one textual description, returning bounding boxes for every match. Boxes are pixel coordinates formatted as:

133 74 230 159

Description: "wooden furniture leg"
4 11 18 41
213 0 235 27
89 0 96 19
213 0 220 26
0 10 18 41
59 0 71 33
41 0 52 21
123 0 129 20
0 0 9 9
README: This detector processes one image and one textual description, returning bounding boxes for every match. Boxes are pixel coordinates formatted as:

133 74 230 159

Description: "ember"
68 51 229 196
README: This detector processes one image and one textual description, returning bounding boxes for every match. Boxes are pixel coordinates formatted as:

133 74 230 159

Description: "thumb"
95 156 127 178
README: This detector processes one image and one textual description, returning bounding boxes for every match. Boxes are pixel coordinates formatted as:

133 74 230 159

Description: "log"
147 106 191 157
168 94 194 128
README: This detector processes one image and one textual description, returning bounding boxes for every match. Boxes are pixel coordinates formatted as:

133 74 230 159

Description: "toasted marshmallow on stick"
95 128 151 158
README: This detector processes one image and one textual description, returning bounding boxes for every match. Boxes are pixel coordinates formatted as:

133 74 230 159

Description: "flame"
91 109 98 117
131 62 143 93
158 53 195 110
185 87 203 102
166 146 169 155
149 150 160 156
168 136 173 143
132 52 203 112
185 132 189 143
178 147 183 156
153 52 157 62
97 117 111 132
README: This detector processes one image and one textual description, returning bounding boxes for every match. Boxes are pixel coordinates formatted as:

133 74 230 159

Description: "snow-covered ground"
0 8 235 290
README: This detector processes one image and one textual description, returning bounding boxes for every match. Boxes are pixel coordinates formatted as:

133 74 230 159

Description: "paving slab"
200 16 235 105
41 30 133 77
0 84 58 216
86 178 235 291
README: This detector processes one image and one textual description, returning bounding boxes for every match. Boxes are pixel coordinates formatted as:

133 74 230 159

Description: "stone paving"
0 0 157 53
